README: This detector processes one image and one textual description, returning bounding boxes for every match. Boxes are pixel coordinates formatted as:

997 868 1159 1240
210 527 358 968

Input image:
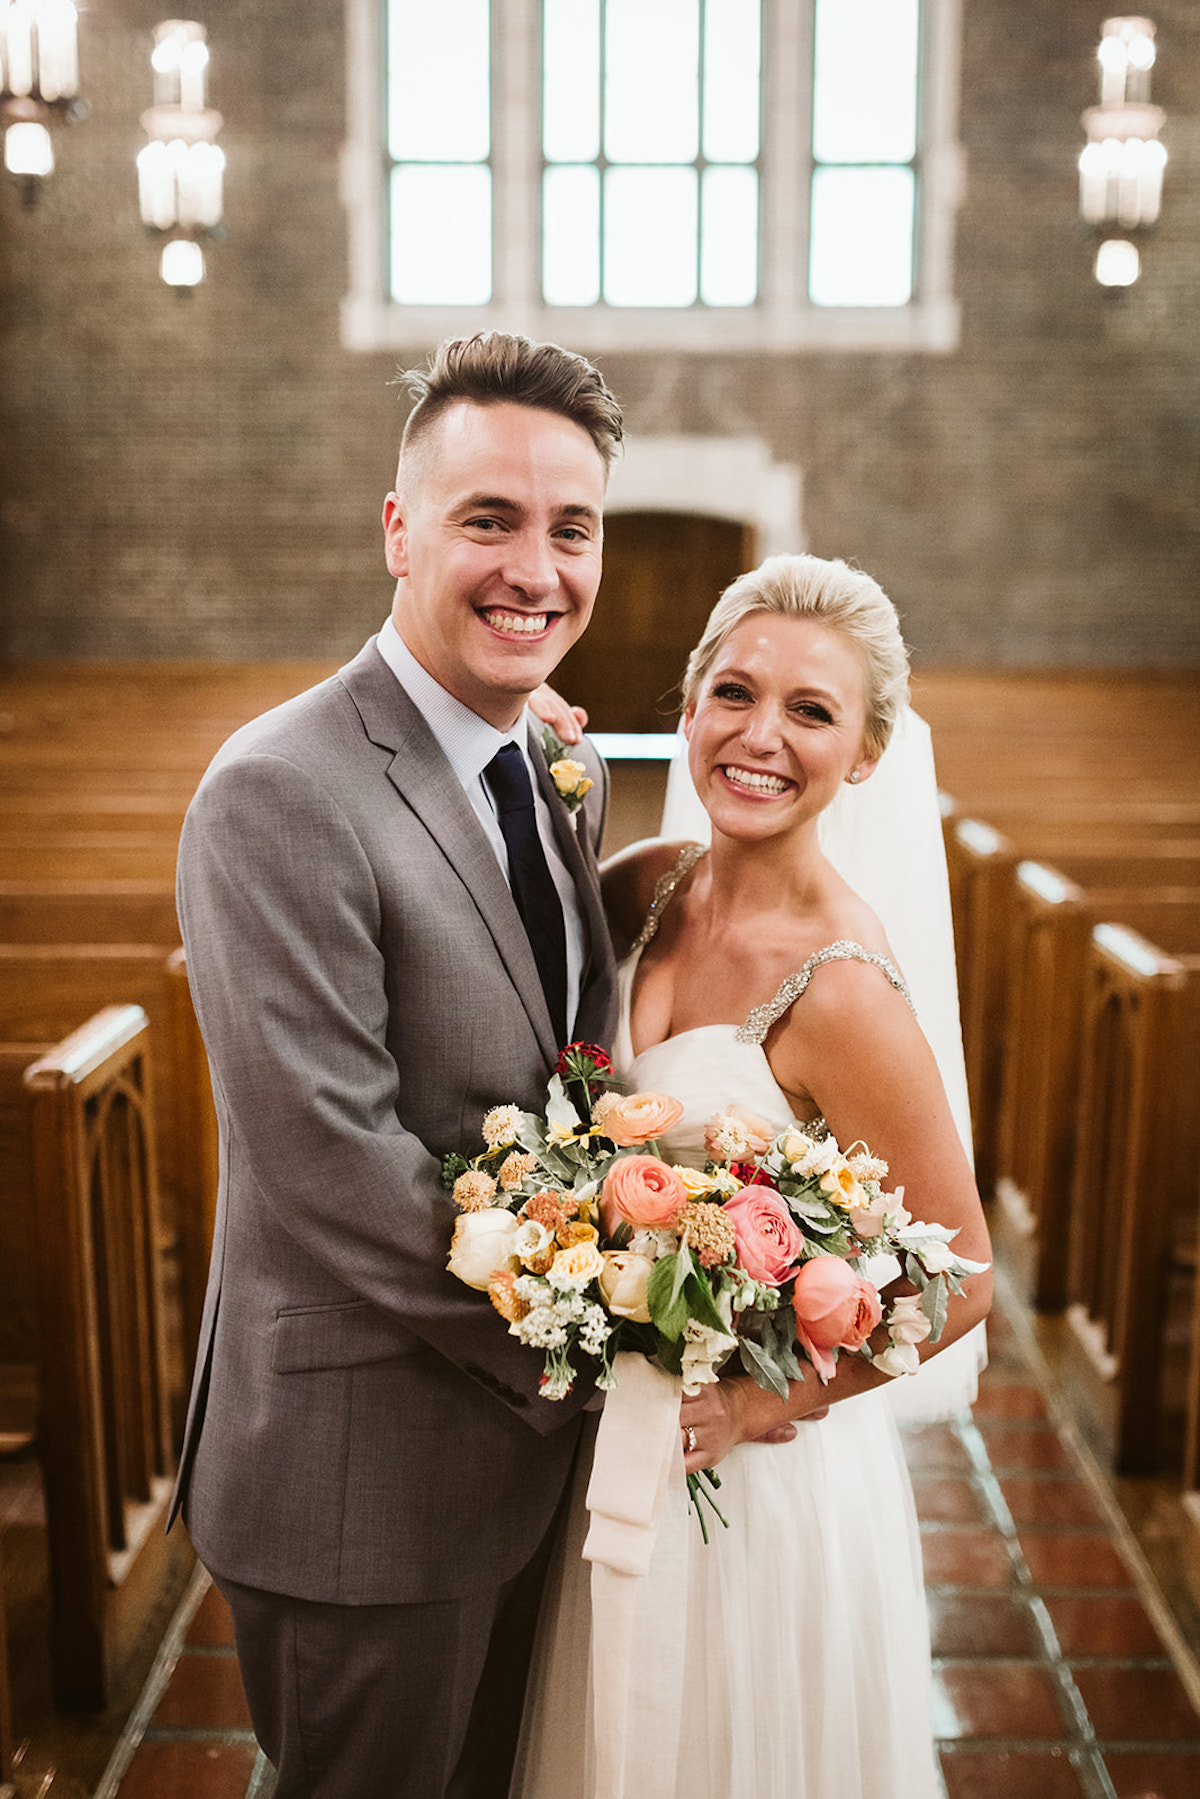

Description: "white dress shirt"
376 617 585 1035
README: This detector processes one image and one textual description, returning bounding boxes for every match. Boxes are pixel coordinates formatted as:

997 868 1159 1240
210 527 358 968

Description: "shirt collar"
376 616 529 786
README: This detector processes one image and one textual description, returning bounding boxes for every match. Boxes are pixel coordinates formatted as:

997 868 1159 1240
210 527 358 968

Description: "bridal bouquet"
443 1046 988 1408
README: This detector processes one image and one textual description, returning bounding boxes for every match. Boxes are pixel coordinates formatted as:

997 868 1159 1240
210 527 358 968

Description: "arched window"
342 0 962 352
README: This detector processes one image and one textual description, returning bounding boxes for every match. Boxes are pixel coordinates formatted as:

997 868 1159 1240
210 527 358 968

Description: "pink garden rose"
601 1154 687 1232
792 1257 883 1382
723 1186 804 1286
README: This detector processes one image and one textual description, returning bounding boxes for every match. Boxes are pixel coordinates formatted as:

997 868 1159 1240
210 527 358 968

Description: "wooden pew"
1066 925 1200 1473
0 1530 11 1788
995 862 1092 1311
23 1005 194 1708
943 815 1018 1197
0 882 180 947
0 945 218 1396
0 1042 45 1441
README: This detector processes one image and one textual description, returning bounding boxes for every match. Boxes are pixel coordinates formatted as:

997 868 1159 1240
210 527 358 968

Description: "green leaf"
905 1252 929 1291
762 1309 807 1382
920 1274 949 1342
738 1335 790 1399
683 1272 729 1335
648 1255 692 1341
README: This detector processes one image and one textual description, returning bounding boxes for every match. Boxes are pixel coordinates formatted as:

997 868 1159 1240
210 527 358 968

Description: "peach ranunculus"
447 1208 521 1291
704 1105 776 1163
600 1090 685 1146
601 1155 687 1232
723 1187 804 1286
597 1250 655 1322
791 1256 883 1382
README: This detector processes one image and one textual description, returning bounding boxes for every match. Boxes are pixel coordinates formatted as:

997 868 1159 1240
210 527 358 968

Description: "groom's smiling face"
383 400 606 731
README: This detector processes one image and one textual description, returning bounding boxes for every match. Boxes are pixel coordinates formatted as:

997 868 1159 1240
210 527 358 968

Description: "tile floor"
89 1288 1200 1799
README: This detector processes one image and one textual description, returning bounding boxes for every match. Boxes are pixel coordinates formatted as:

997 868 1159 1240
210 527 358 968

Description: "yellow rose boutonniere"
541 728 593 814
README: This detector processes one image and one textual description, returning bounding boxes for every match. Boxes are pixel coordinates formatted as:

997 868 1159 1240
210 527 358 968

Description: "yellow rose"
548 1240 606 1290
550 758 594 802
820 1157 865 1210
676 1165 715 1197
597 1250 655 1322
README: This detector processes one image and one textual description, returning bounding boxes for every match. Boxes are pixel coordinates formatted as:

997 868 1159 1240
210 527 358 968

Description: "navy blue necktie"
486 744 569 1049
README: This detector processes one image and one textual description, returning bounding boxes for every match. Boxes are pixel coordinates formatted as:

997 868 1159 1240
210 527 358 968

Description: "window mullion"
761 0 810 321
494 0 539 317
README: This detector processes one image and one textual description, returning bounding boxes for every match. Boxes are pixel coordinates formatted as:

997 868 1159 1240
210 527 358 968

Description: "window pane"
388 0 490 163
604 166 697 305
809 166 914 306
543 165 601 305
543 0 600 163
390 165 492 303
606 0 698 165
700 165 758 304
703 0 761 163
812 0 919 165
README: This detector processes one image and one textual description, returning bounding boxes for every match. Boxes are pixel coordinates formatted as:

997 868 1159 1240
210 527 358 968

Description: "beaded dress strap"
736 941 914 1045
629 842 708 951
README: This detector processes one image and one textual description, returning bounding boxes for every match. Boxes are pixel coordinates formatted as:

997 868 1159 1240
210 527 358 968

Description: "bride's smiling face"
684 613 875 840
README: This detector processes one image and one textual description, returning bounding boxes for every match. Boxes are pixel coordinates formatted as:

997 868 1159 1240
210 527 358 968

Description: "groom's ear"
382 492 409 578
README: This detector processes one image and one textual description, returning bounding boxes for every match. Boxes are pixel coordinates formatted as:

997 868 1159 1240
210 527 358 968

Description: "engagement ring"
683 1425 698 1454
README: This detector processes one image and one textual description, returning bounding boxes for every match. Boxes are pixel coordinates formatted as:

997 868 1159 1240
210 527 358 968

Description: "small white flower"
680 1319 737 1395
872 1339 921 1378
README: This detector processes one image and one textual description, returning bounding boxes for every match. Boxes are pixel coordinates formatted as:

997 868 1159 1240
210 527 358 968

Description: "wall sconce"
137 20 224 288
1 0 83 200
1078 16 1166 287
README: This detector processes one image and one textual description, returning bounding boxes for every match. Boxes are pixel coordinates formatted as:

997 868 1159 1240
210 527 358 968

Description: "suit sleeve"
177 749 585 1433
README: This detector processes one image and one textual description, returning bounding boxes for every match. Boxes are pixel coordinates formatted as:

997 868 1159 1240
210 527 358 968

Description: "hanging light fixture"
1078 17 1166 286
137 20 224 288
0 0 82 199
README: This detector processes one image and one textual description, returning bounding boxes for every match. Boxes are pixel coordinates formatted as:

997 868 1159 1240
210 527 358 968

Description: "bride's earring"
847 770 861 784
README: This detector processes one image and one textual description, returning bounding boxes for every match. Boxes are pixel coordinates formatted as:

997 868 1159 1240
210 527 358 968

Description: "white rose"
447 1208 521 1291
596 1251 655 1322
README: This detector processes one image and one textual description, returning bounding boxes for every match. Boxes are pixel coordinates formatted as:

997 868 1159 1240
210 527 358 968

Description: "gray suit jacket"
172 639 617 1606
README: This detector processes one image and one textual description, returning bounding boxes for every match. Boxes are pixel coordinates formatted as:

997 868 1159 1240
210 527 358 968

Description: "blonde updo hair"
681 553 910 762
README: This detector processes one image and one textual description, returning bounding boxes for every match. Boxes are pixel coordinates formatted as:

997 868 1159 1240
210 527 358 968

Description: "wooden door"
555 512 755 733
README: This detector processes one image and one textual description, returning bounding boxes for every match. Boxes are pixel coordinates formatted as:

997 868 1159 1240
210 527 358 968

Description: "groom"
171 333 623 1798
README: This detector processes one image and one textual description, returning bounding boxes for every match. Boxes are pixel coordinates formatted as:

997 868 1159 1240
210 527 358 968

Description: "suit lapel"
529 727 614 1038
339 644 559 1064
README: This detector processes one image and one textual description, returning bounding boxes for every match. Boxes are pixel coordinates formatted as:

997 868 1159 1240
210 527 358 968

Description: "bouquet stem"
686 1468 728 1543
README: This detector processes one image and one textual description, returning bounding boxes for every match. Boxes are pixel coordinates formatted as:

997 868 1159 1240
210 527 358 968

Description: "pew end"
23 1006 194 1710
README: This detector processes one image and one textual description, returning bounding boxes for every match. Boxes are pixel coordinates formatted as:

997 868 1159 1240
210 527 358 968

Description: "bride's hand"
680 1381 827 1472
528 683 587 744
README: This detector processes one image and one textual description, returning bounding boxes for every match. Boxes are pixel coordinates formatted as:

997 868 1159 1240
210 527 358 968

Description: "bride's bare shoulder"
601 838 700 954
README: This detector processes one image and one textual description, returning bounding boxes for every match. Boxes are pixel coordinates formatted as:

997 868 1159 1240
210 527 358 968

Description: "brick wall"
1 0 1196 664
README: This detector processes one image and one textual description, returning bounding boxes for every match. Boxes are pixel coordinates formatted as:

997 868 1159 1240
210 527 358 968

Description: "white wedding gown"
512 942 940 1799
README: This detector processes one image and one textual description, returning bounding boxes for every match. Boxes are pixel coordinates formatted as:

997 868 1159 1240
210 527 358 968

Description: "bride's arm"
681 961 992 1471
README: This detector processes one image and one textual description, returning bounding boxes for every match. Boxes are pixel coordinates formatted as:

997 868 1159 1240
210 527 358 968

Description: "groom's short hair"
396 332 624 478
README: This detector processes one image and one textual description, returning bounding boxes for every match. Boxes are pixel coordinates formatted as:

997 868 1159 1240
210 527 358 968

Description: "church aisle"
70 1286 1200 1799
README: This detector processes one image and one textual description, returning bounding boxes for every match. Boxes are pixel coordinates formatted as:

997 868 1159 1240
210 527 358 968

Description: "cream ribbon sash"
582 1351 689 1799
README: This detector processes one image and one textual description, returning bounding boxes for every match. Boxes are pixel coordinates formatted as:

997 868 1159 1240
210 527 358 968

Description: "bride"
516 553 992 1799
